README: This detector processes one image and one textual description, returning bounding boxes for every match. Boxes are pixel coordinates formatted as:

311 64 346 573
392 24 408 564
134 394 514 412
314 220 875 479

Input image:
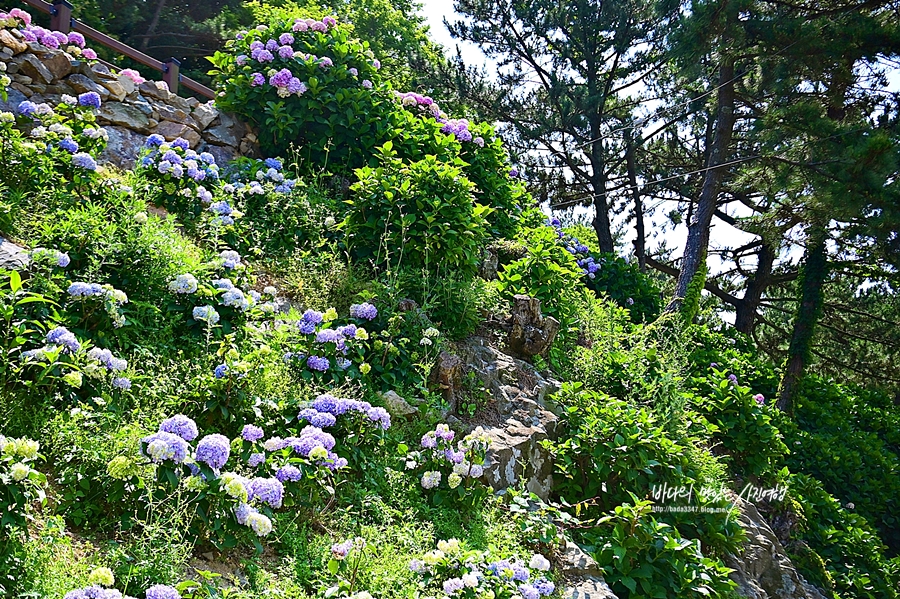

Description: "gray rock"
100 79 127 102
99 126 147 169
154 120 201 147
379 390 418 418
17 54 53 85
483 417 556 498
66 73 108 99
98 102 151 132
42 50 72 81
132 97 154 116
192 102 218 130
139 80 172 101
559 541 604 578
203 143 237 166
725 497 828 599
8 83 32 98
563 579 619 599
116 74 136 97
0 238 29 270
205 121 240 147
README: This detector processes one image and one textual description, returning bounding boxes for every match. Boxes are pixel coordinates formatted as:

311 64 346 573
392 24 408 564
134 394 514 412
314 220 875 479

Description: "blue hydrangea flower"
249 477 284 508
298 320 316 335
219 250 241 269
367 407 391 430
276 464 302 482
302 309 324 325
242 424 264 442
264 157 282 170
59 138 79 153
534 579 555 596
171 137 190 150
142 431 189 464
214 364 229 379
192 305 220 325
248 452 265 467
72 153 98 171
315 328 344 344
77 92 101 109
46 326 81 353
159 415 199 441
234 502 254 525
349 302 377 320
145 133 165 146
144 584 181 599
112 377 131 390
17 101 38 115
307 355 329 371
195 433 230 469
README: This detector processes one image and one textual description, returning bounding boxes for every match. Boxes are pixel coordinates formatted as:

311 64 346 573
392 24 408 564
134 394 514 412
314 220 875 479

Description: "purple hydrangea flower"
251 73 265 86
159 415 199 441
279 32 294 45
362 79 373 89
249 477 284 508
17 101 38 116
248 452 265 467
59 138 79 153
728 374 738 384
242 424 264 442
142 431 189 464
367 407 391 430
145 584 181 599
754 393 765 405
77 92 101 109
234 502 254 525
307 355 329 371
276 464 302 482
146 133 165 146
350 302 377 320
171 137 189 150
195 434 230 469
46 326 81 353
72 153 98 171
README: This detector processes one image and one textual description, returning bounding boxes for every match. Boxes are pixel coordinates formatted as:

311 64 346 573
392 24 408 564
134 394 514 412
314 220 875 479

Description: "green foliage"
787 474 900 599
346 145 489 275
209 17 393 170
586 499 737 599
583 253 662 323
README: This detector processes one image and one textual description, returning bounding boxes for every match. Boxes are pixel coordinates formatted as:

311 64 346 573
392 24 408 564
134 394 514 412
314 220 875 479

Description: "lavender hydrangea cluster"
139 136 220 188
409 540 554 599
407 425 490 492
297 393 391 430
7 8 100 59
45 326 81 353
195 433 231 469
67 282 128 327
222 156 299 196
547 217 606 280
28 247 70 268
349 302 377 320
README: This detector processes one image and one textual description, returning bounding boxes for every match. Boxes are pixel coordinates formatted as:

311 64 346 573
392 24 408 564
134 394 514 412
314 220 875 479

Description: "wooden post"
50 0 73 33
163 57 180 95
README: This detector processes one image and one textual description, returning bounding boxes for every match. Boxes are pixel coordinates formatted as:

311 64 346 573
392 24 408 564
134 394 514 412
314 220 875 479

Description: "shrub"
210 16 393 170
346 144 489 275
586 499 737 599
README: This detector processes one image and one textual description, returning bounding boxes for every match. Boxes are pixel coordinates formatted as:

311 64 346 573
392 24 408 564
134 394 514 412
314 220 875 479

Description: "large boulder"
725 498 828 599
508 295 560 359
558 540 619 599
0 238 29 270
99 126 148 169
98 102 151 132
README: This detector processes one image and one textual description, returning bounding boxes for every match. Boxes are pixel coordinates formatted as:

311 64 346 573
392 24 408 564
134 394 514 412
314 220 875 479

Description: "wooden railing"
19 0 215 98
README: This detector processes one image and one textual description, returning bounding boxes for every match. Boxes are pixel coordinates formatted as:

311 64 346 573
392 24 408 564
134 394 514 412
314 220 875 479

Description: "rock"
132 97 153 116
11 74 32 85
139 80 171 101
99 126 148 169
205 120 241 146
559 541 604 578
0 238 29 270
508 295 560 359
192 102 218 130
203 144 237 166
17 54 54 85
98 102 151 132
457 339 560 410
91 63 111 77
563 579 619 599
66 73 108 99
380 390 418 418
185 96 200 108
428 351 464 414
9 82 32 98
479 246 499 280
0 29 28 55
154 104 199 130
154 120 201 147
725 498 828 599
116 74 136 96
0 88 31 112
42 51 72 80
5 61 18 74
398 298 419 312
100 79 127 102
483 418 556 498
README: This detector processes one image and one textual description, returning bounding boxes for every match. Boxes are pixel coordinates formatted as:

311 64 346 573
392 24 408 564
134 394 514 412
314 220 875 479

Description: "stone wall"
0 28 256 168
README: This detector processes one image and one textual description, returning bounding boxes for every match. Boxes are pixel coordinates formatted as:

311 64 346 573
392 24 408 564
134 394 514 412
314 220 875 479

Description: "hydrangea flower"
350 302 377 320
220 250 242 269
242 424 264 442
159 415 199 441
247 511 273 536
59 138 79 153
248 452 265 467
145 585 181 599
142 431 189 464
195 433 230 469
250 477 284 508
214 364 229 379
46 326 81 353
112 377 131 390
192 305 220 325
307 355 329 371
78 92 101 109
529 554 551 571
421 470 441 489
754 393 765 405
72 153 98 171
276 464 302 482
168 273 198 294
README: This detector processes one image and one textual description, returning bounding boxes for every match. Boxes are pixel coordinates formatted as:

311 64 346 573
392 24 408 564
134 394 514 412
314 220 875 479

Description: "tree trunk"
626 132 647 271
735 241 775 334
776 226 828 414
141 0 168 50
665 55 737 316
590 135 614 253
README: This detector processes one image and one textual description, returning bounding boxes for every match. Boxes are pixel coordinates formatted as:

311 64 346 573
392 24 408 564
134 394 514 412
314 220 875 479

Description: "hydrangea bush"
209 16 393 170
409 539 555 599
0 434 46 535
0 8 101 60
136 135 220 218
405 424 491 508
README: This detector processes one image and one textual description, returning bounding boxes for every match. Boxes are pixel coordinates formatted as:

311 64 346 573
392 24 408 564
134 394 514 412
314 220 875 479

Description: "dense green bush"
346 144 489 275
210 16 393 170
